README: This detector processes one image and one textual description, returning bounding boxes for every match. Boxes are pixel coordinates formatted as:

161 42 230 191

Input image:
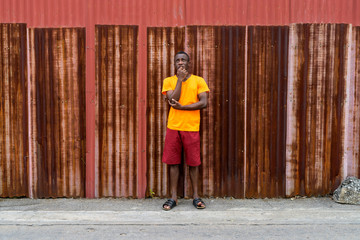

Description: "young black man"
161 51 209 211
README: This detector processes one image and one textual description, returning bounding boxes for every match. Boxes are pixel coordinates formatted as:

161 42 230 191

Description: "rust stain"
354 27 360 178
29 28 86 198
95 25 138 197
0 23 28 197
330 24 348 191
246 26 288 198
286 24 349 197
342 26 360 182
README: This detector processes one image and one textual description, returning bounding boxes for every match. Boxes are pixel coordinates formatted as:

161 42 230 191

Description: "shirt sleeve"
197 77 210 94
162 78 173 95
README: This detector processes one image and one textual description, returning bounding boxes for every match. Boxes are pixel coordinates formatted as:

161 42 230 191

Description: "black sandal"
162 199 177 211
193 198 206 209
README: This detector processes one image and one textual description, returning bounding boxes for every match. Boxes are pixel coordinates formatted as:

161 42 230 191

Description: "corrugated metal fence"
146 24 360 199
1 0 360 199
1 23 360 199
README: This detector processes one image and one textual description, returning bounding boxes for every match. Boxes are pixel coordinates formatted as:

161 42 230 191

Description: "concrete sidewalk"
0 197 359 239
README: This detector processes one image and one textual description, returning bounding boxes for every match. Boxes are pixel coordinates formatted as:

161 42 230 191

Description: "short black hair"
175 51 190 61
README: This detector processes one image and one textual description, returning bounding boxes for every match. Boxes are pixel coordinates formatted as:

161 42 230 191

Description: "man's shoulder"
190 75 205 81
163 75 177 82
190 74 203 79
190 75 206 84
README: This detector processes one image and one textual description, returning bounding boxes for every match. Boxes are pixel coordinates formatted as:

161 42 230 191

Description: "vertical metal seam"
243 25 248 197
26 27 33 199
276 27 282 196
184 26 190 196
95 25 100 197
85 0 96 198
285 24 295 196
137 24 147 198
343 24 353 178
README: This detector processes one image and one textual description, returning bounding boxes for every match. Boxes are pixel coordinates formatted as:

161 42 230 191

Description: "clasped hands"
168 98 183 109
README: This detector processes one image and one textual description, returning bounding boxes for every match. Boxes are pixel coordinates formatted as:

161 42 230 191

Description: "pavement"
0 196 359 239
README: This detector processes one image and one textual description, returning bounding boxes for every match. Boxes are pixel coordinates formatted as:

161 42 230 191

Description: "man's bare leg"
163 165 179 210
189 166 205 208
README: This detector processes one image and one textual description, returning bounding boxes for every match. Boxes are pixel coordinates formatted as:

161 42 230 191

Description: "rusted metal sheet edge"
26 28 86 198
95 25 139 198
0 23 28 197
343 26 360 178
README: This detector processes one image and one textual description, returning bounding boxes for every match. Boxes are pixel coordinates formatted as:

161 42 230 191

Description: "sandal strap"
163 199 176 208
193 198 206 207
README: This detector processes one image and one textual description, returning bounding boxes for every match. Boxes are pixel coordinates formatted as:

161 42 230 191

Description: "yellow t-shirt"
162 75 210 131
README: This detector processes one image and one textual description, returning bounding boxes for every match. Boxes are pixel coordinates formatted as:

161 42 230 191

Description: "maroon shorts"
162 128 201 167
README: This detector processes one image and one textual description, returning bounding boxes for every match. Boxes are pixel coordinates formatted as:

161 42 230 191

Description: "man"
161 51 209 211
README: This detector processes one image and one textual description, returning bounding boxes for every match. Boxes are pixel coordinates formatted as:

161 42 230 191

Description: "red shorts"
162 128 201 167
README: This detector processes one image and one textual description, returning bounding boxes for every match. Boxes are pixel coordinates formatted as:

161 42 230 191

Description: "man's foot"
162 199 177 211
193 198 206 209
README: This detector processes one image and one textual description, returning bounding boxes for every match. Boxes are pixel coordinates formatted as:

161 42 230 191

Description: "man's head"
174 51 190 71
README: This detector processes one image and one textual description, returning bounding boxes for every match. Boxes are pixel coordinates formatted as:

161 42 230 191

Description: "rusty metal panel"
28 28 86 198
245 26 288 198
0 23 28 197
2 1 360 200
353 27 360 178
343 26 360 180
185 26 246 198
146 27 185 198
286 24 349 197
95 25 138 197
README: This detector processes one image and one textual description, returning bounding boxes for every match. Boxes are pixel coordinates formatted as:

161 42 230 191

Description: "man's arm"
168 92 207 110
165 67 188 101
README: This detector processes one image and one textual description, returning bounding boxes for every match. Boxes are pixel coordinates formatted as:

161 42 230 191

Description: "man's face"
174 53 190 71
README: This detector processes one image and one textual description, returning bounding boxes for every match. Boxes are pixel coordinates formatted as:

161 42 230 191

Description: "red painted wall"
1 0 360 27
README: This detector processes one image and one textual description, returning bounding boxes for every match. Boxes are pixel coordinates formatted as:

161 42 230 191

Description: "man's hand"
168 99 183 110
177 67 188 81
